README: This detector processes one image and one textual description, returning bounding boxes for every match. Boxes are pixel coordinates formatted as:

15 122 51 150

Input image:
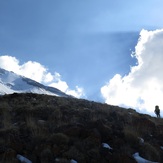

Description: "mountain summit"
0 68 69 97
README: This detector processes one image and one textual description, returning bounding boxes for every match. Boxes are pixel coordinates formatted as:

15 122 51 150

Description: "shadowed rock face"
0 93 163 162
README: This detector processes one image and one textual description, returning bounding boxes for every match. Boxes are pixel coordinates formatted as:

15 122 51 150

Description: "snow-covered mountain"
0 68 70 97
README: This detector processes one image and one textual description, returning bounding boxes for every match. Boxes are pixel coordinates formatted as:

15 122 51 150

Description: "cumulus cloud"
101 29 163 116
49 72 69 92
66 86 85 98
0 55 85 98
49 72 85 98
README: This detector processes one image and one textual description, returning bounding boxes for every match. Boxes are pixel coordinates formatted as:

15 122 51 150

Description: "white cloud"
0 55 85 98
49 73 85 98
49 72 69 92
66 86 85 98
101 28 163 116
0 56 20 72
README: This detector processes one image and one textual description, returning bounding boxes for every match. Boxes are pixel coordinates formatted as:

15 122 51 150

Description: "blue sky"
1 0 163 115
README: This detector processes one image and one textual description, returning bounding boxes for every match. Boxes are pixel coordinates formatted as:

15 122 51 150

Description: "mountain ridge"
0 68 70 97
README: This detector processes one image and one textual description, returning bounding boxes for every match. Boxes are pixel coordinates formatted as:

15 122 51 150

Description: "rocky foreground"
0 93 163 163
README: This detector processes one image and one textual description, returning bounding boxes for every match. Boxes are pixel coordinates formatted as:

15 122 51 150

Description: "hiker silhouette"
154 105 160 118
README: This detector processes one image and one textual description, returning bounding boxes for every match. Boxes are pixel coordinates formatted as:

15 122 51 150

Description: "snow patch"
133 152 158 163
16 154 32 163
70 159 78 163
102 143 113 150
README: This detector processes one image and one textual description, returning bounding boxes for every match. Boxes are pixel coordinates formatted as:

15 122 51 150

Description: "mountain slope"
0 68 70 97
0 93 163 162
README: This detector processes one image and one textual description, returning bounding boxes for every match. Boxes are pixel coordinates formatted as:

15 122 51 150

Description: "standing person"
154 105 160 118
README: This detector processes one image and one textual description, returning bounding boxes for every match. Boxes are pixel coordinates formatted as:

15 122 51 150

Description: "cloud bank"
101 29 163 116
0 55 85 98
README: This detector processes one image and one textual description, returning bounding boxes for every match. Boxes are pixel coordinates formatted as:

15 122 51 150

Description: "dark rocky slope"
0 93 163 163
